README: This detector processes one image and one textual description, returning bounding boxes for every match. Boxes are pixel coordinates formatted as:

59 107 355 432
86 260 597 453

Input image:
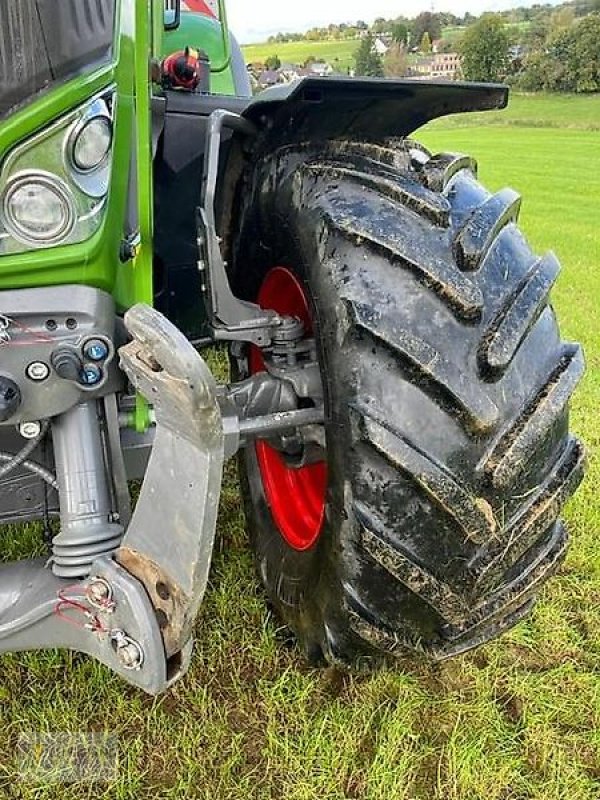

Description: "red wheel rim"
249 267 327 551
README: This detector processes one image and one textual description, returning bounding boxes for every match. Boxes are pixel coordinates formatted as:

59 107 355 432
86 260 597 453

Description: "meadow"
242 38 359 71
0 92 598 799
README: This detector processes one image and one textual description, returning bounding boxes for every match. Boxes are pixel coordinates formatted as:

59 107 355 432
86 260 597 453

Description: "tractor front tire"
231 140 585 667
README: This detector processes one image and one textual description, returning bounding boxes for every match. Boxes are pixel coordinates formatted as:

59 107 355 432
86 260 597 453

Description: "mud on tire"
230 139 585 667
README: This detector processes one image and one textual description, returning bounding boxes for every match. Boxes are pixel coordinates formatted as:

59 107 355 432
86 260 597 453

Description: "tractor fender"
242 77 508 147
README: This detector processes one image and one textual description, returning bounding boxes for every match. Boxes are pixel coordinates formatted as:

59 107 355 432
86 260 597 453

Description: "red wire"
54 587 109 633
0 316 55 346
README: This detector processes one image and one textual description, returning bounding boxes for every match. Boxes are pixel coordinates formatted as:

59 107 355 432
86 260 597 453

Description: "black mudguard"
242 77 508 146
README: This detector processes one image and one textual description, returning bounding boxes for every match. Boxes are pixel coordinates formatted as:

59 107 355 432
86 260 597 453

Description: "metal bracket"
0 303 326 693
118 304 225 665
0 305 227 694
0 556 168 694
198 109 280 346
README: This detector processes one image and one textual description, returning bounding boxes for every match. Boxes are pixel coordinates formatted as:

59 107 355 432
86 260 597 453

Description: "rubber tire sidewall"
235 226 357 664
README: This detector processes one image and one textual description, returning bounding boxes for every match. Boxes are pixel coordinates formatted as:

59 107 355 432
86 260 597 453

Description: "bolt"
80 364 103 386
26 361 50 382
83 339 109 362
110 629 144 670
119 642 143 670
86 577 114 611
19 421 41 439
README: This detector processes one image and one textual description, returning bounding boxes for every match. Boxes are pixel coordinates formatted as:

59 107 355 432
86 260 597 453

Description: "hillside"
242 38 359 72
240 21 531 72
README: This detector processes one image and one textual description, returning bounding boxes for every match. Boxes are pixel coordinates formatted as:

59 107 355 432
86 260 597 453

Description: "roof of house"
257 70 281 85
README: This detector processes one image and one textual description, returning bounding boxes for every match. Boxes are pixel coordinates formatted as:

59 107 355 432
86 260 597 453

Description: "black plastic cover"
0 0 115 119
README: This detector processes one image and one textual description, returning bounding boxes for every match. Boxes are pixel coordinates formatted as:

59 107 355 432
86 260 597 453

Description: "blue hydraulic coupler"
81 364 103 386
84 339 109 362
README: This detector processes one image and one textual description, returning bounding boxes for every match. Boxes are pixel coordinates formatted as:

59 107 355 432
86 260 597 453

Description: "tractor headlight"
0 90 114 255
71 116 112 173
3 174 75 245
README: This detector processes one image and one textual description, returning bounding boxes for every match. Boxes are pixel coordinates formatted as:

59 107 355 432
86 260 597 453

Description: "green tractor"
0 0 585 693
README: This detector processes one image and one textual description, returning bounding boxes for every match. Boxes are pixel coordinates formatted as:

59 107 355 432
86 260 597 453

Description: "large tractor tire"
230 139 585 667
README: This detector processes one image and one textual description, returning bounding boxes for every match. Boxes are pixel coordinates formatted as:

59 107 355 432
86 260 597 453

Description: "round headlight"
3 175 74 244
72 116 112 172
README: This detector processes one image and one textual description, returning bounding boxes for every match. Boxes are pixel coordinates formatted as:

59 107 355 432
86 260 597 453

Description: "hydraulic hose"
0 452 58 489
0 420 50 480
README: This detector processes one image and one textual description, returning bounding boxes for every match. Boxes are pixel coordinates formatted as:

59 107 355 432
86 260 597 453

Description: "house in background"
247 59 337 91
256 69 281 89
308 61 334 77
279 62 302 82
410 52 461 80
431 52 461 78
373 37 389 56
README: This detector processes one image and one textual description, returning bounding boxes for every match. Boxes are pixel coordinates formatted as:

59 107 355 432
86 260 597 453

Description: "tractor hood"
0 0 115 119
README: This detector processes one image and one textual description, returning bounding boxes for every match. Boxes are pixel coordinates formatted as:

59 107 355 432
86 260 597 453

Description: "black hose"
0 420 49 479
0 419 58 488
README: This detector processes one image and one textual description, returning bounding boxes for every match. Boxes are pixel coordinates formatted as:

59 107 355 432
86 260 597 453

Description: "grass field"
0 93 598 799
425 91 600 131
242 38 359 71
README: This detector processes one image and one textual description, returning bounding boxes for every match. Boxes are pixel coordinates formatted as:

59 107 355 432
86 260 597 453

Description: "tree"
420 31 432 53
410 12 441 49
514 50 546 90
391 22 408 46
354 33 384 77
522 16 549 51
264 54 281 71
438 37 457 53
372 17 389 34
549 6 576 37
536 12 600 92
459 14 510 81
384 42 408 77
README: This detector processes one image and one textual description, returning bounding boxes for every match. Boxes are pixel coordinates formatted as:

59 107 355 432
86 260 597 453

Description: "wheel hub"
249 267 327 551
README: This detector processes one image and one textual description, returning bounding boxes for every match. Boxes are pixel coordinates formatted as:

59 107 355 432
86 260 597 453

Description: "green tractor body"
0 1 240 308
0 1 585 692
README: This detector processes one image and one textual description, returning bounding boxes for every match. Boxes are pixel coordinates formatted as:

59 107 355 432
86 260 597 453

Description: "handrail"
210 0 232 74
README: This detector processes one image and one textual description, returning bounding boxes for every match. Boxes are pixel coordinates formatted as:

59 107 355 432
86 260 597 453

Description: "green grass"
0 93 599 798
425 91 600 131
242 38 359 71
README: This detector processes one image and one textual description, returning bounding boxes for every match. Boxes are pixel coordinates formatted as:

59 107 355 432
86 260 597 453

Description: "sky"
226 0 563 43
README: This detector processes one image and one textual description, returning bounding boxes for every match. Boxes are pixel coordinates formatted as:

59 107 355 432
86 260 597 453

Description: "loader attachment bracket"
117 303 225 677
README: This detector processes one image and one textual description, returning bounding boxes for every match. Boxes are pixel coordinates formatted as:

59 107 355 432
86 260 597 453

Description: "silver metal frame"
0 107 329 694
